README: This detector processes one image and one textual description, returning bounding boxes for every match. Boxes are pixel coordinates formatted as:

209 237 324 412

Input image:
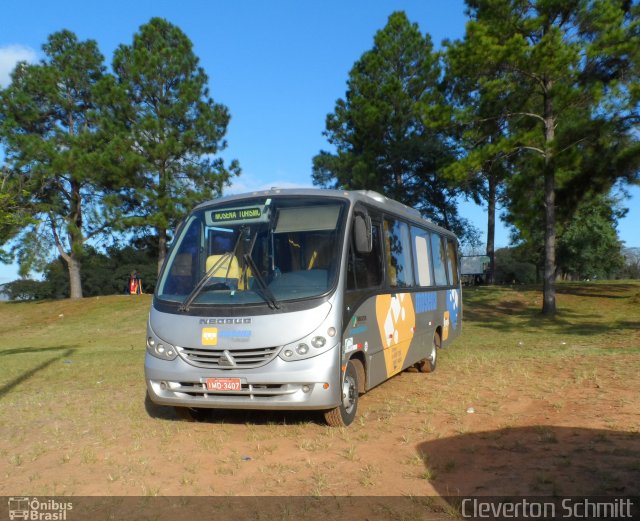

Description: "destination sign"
211 207 262 223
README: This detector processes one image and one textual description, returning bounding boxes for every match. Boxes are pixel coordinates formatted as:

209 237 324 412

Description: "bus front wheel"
324 359 360 427
417 332 440 373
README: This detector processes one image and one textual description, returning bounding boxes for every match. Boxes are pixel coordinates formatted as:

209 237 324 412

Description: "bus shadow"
143 393 324 425
416 426 640 497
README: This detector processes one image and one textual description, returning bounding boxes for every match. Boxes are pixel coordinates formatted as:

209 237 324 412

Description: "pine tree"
447 0 640 315
105 18 240 273
313 12 472 239
0 31 111 298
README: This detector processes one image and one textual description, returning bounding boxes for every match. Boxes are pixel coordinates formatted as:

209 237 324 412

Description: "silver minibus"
145 188 462 426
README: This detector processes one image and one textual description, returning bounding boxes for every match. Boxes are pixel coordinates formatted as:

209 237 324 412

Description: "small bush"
3 279 49 301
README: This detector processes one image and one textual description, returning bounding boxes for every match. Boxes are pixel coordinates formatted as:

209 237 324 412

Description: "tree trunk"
486 170 496 285
542 166 556 315
158 228 167 275
542 77 556 316
69 178 84 300
157 164 168 275
48 198 84 300
67 255 83 300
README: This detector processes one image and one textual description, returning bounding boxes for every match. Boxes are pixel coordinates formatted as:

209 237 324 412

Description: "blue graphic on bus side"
350 326 368 335
415 292 438 314
447 289 460 330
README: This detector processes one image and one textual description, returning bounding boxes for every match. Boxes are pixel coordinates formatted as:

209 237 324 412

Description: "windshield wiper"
179 230 245 312
179 252 233 312
243 253 280 309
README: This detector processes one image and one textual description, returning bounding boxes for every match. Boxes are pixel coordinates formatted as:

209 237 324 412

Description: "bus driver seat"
205 254 243 290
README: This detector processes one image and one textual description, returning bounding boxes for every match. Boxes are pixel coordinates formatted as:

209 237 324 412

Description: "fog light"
296 343 309 355
302 385 311 393
311 336 326 348
327 327 336 337
284 349 293 357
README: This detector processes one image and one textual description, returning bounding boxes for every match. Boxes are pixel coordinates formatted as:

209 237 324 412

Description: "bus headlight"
146 325 178 361
311 336 326 348
280 328 337 361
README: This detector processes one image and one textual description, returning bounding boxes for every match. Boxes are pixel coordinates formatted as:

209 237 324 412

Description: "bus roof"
193 188 458 240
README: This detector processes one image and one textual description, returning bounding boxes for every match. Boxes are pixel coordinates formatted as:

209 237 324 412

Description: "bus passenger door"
375 218 418 378
343 215 386 390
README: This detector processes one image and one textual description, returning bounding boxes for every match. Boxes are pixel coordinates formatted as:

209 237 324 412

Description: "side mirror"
354 213 372 254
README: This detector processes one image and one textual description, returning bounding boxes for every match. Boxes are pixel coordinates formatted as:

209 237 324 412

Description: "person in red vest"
129 271 143 295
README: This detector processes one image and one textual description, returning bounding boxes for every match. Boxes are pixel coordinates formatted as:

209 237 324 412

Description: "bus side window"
430 234 448 286
347 223 382 290
411 227 433 286
384 219 415 288
446 239 460 286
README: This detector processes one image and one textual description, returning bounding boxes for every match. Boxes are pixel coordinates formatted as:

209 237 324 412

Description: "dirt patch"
2 353 638 498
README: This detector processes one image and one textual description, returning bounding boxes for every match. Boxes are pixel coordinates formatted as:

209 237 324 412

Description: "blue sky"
0 0 638 283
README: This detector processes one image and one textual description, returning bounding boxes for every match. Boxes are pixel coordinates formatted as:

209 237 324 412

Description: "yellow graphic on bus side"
376 293 416 377
443 311 450 341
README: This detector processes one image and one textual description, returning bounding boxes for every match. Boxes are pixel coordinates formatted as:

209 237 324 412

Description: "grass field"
1 282 639 500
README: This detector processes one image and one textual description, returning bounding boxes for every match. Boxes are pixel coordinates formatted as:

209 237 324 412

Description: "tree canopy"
0 30 111 298
1 9 639 302
446 0 640 314
104 17 240 272
312 12 476 242
0 19 240 295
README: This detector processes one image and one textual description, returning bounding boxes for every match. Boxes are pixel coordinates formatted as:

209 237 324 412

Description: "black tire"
174 406 210 422
324 359 360 427
417 332 440 373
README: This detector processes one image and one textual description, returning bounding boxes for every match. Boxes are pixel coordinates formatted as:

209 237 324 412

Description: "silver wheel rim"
342 373 356 413
428 344 436 365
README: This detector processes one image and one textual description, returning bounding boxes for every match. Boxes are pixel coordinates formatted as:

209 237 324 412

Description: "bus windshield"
157 196 347 308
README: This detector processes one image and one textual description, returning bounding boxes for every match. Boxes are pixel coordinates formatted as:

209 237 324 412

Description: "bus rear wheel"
417 332 440 373
324 359 360 427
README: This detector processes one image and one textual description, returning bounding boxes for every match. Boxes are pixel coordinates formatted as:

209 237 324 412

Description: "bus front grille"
176 345 280 369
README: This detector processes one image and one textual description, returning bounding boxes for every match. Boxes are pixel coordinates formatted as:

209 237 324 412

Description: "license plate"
206 378 241 391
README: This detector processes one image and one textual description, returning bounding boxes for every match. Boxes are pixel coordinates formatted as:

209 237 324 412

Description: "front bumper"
145 345 341 410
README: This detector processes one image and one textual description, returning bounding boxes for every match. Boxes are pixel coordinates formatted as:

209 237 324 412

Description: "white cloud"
0 44 38 88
